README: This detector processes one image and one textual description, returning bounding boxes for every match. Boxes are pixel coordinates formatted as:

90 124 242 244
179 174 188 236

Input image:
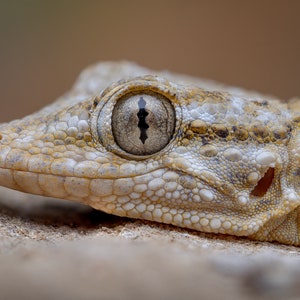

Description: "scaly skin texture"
1 62 300 246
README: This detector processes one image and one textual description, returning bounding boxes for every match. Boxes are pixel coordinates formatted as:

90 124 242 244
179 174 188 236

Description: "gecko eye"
94 77 180 159
111 92 175 156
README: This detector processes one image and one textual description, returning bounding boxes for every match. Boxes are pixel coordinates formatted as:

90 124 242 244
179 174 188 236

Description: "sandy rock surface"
1 62 300 300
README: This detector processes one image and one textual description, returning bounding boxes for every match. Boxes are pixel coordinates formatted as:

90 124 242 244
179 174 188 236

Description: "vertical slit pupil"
137 97 149 144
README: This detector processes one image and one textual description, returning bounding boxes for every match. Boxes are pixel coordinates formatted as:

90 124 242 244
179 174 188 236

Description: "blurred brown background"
0 0 299 122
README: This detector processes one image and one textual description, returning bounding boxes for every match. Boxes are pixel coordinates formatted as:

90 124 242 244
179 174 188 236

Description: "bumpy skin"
1 62 300 246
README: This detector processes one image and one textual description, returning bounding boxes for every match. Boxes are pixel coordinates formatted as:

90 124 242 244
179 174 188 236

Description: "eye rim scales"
91 76 182 160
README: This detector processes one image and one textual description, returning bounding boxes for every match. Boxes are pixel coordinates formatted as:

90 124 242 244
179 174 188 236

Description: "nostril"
250 167 275 197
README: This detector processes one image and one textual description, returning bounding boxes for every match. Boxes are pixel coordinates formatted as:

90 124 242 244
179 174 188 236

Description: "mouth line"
0 165 238 199
0 165 172 181
0 164 208 186
176 166 238 197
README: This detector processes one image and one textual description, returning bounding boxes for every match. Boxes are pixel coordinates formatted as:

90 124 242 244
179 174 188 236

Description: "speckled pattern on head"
1 61 300 246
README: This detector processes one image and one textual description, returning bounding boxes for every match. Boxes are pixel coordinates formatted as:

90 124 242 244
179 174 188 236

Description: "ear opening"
250 167 275 197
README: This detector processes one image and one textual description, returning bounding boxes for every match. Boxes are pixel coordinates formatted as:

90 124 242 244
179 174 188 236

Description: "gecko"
0 62 300 246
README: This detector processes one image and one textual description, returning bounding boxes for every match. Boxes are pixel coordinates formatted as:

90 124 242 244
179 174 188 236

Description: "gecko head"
0 75 299 244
